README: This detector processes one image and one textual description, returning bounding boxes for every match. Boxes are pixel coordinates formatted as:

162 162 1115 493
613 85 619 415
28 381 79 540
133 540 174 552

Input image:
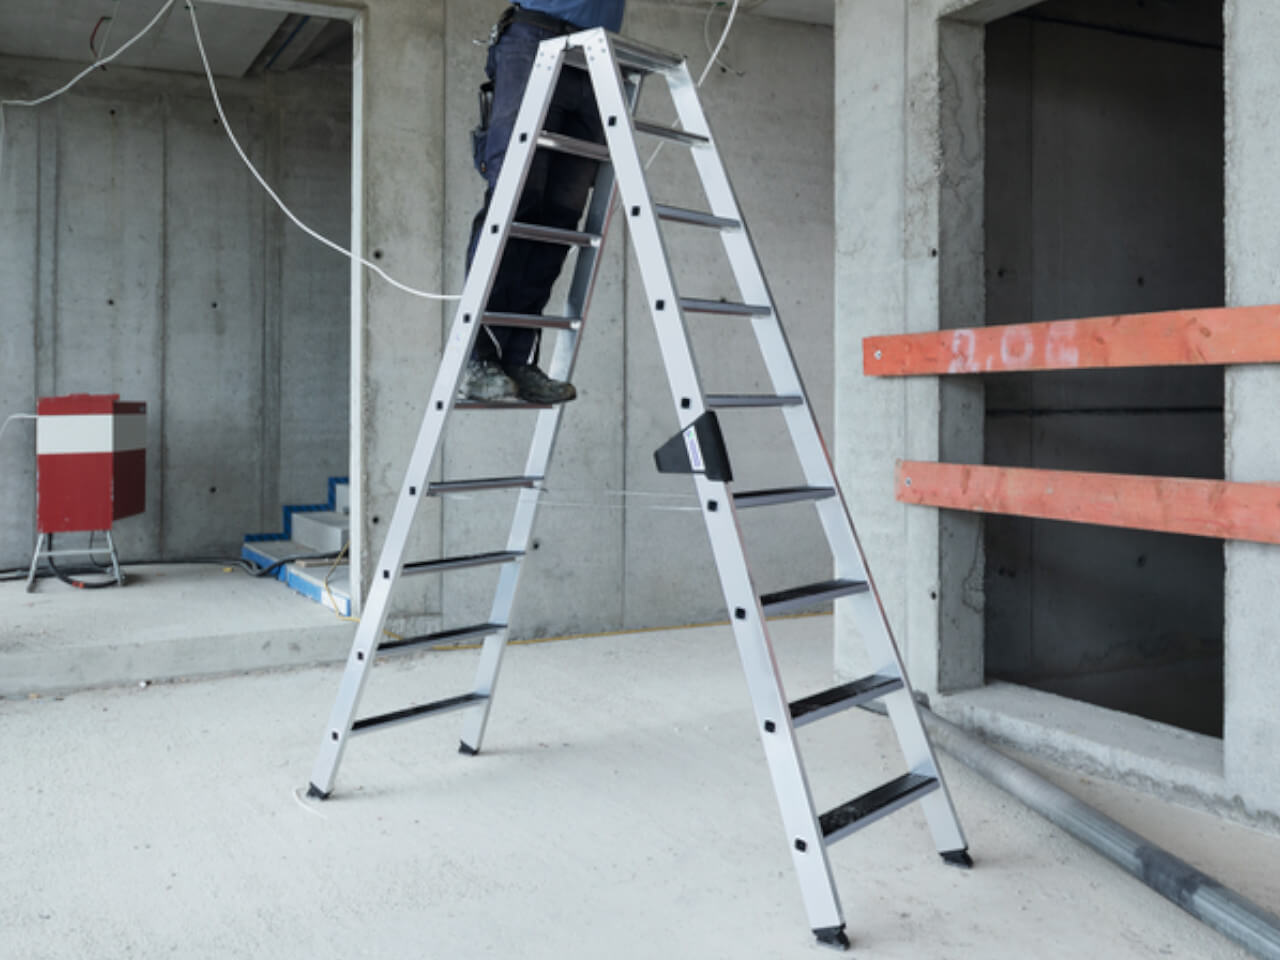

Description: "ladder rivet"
464 313 473 323
491 225 499 234
794 839 807 853
519 132 528 143
436 401 444 411
409 486 417 496
608 115 617 126
630 206 640 216
357 651 365 661
681 398 691 409
764 720 776 733
707 500 718 512
734 607 747 620
656 299 665 310
383 570 390 579
330 731 339 741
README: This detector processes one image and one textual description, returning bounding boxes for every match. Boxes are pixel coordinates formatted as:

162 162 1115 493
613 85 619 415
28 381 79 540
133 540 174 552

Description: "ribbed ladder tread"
351 692 487 735
634 119 708 146
733 486 835 509
399 551 522 576
454 400 555 411
427 476 541 495
509 221 600 247
760 578 868 616
481 311 578 331
820 772 940 845
654 203 740 230
788 673 904 727
537 132 610 162
706 394 804 409
679 297 771 317
376 622 505 655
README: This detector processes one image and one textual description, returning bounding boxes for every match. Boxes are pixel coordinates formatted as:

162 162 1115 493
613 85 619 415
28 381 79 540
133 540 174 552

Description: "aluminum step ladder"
306 27 971 950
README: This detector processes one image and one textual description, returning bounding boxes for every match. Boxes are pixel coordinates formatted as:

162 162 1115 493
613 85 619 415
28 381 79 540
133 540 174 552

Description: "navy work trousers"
466 19 605 367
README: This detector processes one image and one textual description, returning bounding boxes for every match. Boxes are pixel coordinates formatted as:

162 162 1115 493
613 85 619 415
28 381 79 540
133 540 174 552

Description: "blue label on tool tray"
684 426 704 471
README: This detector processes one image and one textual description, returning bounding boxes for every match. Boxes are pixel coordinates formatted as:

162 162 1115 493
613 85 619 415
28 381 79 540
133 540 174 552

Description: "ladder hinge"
653 411 733 482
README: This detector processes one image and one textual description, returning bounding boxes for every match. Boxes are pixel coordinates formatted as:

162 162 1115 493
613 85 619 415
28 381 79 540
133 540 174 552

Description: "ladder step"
509 222 600 247
654 203 741 231
537 132 610 162
789 673 904 728
634 119 709 147
454 400 554 411
376 622 506 656
427 476 541 495
760 578 868 616
820 773 940 845
733 486 835 509
480 311 578 331
400 551 523 576
607 35 686 73
705 394 804 409
679 297 772 317
351 692 487 735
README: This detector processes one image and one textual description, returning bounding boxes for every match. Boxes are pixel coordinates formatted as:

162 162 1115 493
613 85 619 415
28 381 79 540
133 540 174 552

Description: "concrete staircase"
242 477 351 615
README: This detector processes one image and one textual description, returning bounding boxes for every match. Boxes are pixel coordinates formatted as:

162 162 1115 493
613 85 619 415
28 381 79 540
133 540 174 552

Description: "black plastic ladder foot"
306 783 331 801
941 848 974 868
813 925 851 951
458 741 479 756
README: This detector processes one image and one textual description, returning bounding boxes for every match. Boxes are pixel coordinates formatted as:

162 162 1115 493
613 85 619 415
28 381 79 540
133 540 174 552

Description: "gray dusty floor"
4 617 1277 959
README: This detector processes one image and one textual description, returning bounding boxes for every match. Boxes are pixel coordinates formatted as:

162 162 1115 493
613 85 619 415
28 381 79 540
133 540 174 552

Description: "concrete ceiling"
0 1 351 79
751 0 834 26
0 0 832 81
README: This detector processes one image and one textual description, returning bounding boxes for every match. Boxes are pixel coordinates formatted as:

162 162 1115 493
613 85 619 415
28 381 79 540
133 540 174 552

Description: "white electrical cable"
1 0 177 111
699 0 743 84
185 1 460 302
0 0 178 177
643 0 741 171
0 413 37 447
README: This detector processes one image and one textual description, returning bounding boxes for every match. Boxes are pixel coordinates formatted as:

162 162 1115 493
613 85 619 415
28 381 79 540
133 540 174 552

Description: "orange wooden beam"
864 305 1280 376
895 461 1280 545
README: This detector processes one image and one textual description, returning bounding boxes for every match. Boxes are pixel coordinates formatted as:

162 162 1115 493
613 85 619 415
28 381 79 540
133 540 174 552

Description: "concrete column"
832 0 911 681
834 0 987 692
1223 0 1280 816
353 0 448 625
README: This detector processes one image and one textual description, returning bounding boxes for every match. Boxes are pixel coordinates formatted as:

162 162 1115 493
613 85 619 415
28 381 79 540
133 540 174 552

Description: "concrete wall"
0 55 351 567
1224 0 1280 823
2 0 834 636
835 0 1280 826
983 9 1225 736
369 0 836 638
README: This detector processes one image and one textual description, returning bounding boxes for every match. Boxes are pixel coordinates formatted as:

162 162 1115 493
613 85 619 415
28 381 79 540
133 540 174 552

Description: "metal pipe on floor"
920 708 1280 960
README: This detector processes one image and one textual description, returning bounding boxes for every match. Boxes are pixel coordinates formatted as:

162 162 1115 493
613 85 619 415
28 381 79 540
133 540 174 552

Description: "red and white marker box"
36 394 146 534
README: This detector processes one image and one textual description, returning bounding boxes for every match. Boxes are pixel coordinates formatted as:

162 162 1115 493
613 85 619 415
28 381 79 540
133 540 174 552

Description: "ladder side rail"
694 473 846 934
662 68 863 563
307 38 569 797
585 30 845 934
458 41 640 754
664 63 969 857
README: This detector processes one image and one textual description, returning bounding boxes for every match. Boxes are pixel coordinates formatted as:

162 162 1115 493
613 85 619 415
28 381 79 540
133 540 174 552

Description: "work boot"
505 363 577 404
459 359 519 401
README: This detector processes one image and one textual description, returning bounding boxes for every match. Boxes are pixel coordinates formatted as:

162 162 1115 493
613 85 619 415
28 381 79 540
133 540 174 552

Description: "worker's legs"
462 19 601 403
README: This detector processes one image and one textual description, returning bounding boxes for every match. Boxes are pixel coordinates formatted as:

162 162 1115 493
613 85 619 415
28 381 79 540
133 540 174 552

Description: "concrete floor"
4 588 1279 959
